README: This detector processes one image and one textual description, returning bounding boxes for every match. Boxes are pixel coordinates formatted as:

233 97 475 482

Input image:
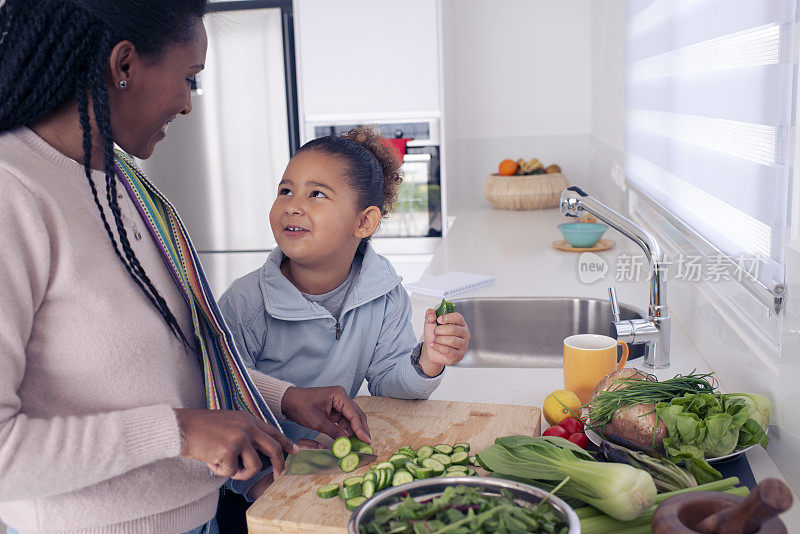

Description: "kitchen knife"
284 449 377 475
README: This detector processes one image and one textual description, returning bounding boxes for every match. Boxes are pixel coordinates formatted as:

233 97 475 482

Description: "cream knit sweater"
0 128 292 533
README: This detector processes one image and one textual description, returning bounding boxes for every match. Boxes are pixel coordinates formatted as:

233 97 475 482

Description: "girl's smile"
270 150 365 271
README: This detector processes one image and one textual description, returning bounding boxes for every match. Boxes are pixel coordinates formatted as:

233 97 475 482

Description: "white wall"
589 0 627 210
441 0 592 212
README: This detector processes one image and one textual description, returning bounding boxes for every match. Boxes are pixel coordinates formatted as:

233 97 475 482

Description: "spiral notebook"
405 271 495 299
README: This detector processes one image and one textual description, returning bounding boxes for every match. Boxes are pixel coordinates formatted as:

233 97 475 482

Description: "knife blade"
284 449 377 475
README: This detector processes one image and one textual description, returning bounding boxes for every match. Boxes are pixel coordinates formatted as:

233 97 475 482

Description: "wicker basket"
483 173 570 210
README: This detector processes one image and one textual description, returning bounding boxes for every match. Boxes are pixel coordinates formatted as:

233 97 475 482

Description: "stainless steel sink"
453 297 645 368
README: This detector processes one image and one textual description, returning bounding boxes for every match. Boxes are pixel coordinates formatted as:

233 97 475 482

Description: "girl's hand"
174 408 298 481
281 386 371 444
420 308 471 376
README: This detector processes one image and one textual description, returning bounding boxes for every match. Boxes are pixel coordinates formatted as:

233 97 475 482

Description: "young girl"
219 126 470 445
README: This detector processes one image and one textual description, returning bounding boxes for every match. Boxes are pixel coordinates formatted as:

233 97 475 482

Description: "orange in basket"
498 159 518 176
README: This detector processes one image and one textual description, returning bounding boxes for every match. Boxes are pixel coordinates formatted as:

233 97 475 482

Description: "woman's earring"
119 80 128 88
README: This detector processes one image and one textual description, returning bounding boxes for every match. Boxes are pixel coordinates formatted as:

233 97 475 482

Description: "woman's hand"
281 386 371 444
420 309 471 376
174 408 297 480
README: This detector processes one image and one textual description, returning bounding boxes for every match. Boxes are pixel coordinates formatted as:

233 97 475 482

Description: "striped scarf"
114 149 281 430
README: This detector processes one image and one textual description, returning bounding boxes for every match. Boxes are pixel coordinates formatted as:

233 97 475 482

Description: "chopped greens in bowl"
348 477 578 534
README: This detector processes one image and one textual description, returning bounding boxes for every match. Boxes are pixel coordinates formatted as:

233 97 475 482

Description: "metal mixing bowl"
347 476 581 533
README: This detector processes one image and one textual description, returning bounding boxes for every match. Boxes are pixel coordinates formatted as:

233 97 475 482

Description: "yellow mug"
563 334 628 404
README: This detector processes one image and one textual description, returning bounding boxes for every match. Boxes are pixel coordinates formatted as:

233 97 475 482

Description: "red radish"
558 417 585 435
543 426 570 439
568 432 589 449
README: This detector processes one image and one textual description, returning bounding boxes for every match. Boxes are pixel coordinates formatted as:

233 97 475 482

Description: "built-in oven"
309 119 442 238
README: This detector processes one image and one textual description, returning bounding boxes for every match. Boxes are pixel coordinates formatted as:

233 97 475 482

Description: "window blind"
625 0 797 296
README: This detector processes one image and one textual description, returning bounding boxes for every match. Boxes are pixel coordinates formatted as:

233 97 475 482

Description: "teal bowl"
557 222 607 248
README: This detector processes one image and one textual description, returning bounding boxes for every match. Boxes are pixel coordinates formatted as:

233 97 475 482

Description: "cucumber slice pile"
317 441 481 514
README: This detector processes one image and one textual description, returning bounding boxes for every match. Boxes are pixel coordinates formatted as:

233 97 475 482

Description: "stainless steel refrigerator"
141 5 293 296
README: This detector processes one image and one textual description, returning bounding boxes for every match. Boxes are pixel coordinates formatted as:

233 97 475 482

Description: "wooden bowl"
652 491 787 534
483 172 570 210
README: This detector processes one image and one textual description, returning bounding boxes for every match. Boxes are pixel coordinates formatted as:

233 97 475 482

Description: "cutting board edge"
246 514 347 534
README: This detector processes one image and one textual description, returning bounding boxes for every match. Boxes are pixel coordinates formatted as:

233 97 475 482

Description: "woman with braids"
0 1 369 533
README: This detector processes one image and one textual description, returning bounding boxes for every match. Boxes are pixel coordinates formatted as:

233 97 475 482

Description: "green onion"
586 370 717 428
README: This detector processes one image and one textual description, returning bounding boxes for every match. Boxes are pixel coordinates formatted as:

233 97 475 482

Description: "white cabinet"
294 0 441 122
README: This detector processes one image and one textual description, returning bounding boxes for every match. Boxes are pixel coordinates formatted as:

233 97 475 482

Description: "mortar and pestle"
652 478 792 534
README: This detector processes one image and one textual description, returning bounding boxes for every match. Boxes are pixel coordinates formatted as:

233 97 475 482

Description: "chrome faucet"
559 186 671 368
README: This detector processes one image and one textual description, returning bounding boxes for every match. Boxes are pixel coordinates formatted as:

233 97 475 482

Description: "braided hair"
0 0 208 344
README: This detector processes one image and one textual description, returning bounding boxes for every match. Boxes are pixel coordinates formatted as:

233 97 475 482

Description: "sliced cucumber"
331 436 352 459
467 467 478 476
421 457 445 475
388 454 409 470
433 444 453 455
445 465 468 473
454 442 471 452
450 451 469 466
397 446 416 458
416 445 434 460
343 476 363 487
404 461 420 478
374 461 395 471
362 479 375 498
414 466 435 479
469 455 478 466
392 470 414 486
363 471 376 483
379 468 394 490
349 437 371 452
430 453 452 467
345 496 367 512
376 469 385 490
316 483 339 499
358 444 375 455
339 483 362 500
339 452 360 473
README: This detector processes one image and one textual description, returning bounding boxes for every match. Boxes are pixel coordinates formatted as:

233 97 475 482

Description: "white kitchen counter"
408 204 799 523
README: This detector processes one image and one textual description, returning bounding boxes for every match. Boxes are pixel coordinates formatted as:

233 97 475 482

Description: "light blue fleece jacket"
218 242 443 446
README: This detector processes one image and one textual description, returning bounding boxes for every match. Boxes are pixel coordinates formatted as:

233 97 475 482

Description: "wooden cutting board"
246 396 541 533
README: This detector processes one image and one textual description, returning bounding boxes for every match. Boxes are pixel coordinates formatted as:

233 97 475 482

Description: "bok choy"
476 435 656 521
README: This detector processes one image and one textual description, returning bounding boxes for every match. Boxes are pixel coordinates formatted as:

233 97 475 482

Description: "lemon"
543 390 582 426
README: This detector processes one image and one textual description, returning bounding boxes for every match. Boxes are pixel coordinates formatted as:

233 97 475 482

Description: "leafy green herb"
358 484 569 534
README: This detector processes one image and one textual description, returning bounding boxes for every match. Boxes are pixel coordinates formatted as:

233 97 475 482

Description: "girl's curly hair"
297 125 403 217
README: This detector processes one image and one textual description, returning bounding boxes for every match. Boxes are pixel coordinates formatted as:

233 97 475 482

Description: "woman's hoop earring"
119 80 128 88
